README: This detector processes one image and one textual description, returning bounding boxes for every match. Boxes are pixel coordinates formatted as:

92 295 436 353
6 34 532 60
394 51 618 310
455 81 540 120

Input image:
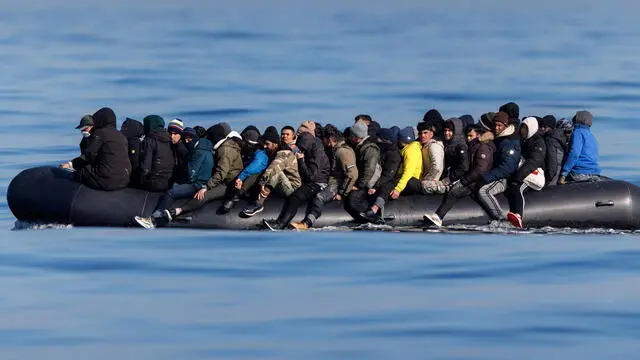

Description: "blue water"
2 0 640 358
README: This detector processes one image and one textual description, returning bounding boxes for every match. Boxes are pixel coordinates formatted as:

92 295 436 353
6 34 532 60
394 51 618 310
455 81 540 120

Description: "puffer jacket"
543 128 567 185
512 117 546 183
354 137 381 190
394 141 422 193
329 141 359 197
140 128 175 192
561 122 601 176
188 138 214 189
444 117 469 181
375 141 401 188
421 139 445 181
72 107 131 191
482 124 521 184
461 132 495 186
207 134 244 189
297 132 330 184
260 145 301 189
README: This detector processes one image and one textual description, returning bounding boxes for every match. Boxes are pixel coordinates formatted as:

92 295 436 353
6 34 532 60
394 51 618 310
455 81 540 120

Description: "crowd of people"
61 102 602 230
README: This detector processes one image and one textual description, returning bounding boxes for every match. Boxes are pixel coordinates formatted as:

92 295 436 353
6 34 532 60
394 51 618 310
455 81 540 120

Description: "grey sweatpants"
476 179 508 221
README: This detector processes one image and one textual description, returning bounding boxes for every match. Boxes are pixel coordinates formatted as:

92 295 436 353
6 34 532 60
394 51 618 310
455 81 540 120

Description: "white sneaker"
423 213 443 227
134 216 156 229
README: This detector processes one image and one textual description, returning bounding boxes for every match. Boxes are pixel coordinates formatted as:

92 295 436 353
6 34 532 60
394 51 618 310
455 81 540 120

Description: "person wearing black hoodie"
505 117 547 228
539 115 567 186
499 102 520 126
60 114 95 170
138 115 174 192
442 117 469 182
71 107 131 190
263 131 330 230
119 117 145 188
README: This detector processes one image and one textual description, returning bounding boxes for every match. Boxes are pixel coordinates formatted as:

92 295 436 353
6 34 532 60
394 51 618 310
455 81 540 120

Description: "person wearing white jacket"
417 121 447 194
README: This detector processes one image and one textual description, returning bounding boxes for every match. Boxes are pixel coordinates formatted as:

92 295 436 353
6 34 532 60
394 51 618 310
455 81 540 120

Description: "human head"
281 125 296 145
354 114 372 126
465 124 483 143
206 123 231 146
182 127 198 151
556 118 573 138
376 127 397 146
297 120 316 137
262 126 280 155
539 115 556 134
143 115 165 135
241 125 261 146
193 126 207 139
349 121 369 144
76 114 94 137
417 121 435 145
499 102 520 122
521 117 539 139
479 112 496 132
92 107 117 129
321 124 343 148
168 119 184 145
398 126 416 147
422 109 443 124
444 120 455 141
572 110 593 127
493 111 509 135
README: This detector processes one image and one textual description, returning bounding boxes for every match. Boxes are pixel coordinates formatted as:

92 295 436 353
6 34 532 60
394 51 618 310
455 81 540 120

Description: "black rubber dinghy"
8 166 640 230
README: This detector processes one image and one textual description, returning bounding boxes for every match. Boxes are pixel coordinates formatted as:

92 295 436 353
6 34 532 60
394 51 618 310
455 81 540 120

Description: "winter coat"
482 125 521 184
375 142 402 188
329 141 359 197
421 139 445 181
120 118 144 179
207 135 244 189
72 108 131 191
354 138 381 190
260 145 301 189
561 123 601 176
394 141 422 193
512 117 546 183
543 129 567 185
171 141 189 185
461 132 495 186
238 149 270 181
139 128 174 192
297 132 330 184
444 118 469 181
188 138 214 189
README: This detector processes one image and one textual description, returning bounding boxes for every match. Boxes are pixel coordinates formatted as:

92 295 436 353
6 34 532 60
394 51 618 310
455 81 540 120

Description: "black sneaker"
163 209 177 222
221 195 240 213
242 202 265 217
359 210 384 225
262 219 283 231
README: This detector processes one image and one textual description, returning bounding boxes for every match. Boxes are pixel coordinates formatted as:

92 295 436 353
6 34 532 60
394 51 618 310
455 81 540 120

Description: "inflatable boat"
7 166 640 230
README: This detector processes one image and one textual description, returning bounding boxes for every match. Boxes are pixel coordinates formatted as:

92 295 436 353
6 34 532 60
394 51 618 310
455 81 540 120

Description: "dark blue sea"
2 1 640 358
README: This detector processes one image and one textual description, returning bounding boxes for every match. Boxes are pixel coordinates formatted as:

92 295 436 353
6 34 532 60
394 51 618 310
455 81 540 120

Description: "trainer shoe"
359 210 384 225
242 202 264 217
289 221 309 230
222 195 240 213
163 209 177 222
423 213 443 227
262 219 283 231
134 216 156 229
507 212 523 228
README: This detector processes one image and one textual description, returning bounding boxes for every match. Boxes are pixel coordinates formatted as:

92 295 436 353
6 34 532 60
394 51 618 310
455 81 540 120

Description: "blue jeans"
568 173 602 182
155 183 199 213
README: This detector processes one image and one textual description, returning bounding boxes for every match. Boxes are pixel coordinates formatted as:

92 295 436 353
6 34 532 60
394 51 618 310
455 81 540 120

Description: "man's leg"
476 179 508 221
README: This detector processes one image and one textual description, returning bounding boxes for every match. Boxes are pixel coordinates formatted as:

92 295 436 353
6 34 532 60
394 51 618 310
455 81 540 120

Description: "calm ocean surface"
2 0 640 358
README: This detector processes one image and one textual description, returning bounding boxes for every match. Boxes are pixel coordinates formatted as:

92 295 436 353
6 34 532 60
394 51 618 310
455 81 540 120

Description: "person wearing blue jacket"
558 110 601 184
476 111 521 221
134 127 214 229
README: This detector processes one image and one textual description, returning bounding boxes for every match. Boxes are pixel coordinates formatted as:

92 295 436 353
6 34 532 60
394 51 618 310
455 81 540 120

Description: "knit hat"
143 115 165 135
241 125 261 145
398 126 416 142
572 110 593 127
262 126 280 144
193 126 207 139
75 114 94 129
422 109 444 124
479 112 496 131
182 127 198 140
168 118 184 134
556 118 573 131
350 121 368 138
298 120 316 136
499 102 520 120
206 123 230 146
493 111 509 126
540 115 557 129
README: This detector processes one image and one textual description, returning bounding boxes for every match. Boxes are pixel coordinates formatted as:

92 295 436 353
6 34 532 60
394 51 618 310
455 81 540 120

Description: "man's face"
444 128 454 141
494 122 507 135
466 130 479 142
170 132 182 145
418 129 434 144
281 129 295 145
264 140 279 154
519 124 529 139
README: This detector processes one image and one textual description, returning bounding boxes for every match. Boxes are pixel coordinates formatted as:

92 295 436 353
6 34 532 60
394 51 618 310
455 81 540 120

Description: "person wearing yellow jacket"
390 126 423 199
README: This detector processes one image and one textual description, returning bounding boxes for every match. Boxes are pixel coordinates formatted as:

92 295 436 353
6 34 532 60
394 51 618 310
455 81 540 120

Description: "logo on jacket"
480 153 486 159
508 150 515 155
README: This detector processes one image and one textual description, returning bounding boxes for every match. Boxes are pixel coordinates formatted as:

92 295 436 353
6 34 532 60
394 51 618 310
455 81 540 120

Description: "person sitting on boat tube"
290 124 359 230
167 119 189 186
59 114 94 170
241 126 302 217
417 120 446 194
505 116 547 228
424 123 495 227
499 101 520 126
262 121 330 230
389 126 423 200
354 114 381 139
68 107 132 191
441 117 469 185
537 115 567 186
475 111 521 222
558 110 601 184
137 115 175 193
134 127 213 229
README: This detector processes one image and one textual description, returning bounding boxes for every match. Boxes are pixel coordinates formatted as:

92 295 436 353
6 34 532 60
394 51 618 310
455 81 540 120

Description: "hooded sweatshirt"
544 128 567 185
140 115 174 192
297 132 330 184
513 117 546 183
72 107 131 191
355 137 381 190
444 117 469 181
207 131 244 189
421 139 445 181
394 141 422 193
482 124 521 184
561 111 601 176
188 137 214 189
329 140 359 196
120 118 145 176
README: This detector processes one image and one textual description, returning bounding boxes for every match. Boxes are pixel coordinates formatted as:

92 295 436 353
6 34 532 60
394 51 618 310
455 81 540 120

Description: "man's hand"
390 189 400 200
368 188 376 195
334 194 342 201
59 162 72 169
558 176 566 185
296 152 304 159
235 178 243 190
194 188 207 201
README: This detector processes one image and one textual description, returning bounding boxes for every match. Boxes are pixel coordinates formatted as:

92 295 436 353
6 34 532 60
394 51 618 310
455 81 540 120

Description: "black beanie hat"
422 109 444 124
540 115 557 129
241 125 261 145
206 124 229 146
499 102 520 120
262 126 280 144
193 126 207 139
182 127 198 140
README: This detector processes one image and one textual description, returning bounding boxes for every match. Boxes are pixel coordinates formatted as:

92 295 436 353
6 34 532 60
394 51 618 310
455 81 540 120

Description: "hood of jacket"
92 107 117 129
479 131 495 143
446 117 466 145
195 137 213 152
497 124 516 138
573 110 593 127
143 115 165 135
213 130 242 151
499 102 520 121
522 117 539 140
296 132 316 153
120 118 144 139
147 128 172 143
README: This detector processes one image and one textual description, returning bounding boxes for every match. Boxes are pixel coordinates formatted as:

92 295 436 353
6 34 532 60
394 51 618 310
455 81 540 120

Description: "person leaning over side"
60 114 94 170
424 123 495 227
290 124 358 230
